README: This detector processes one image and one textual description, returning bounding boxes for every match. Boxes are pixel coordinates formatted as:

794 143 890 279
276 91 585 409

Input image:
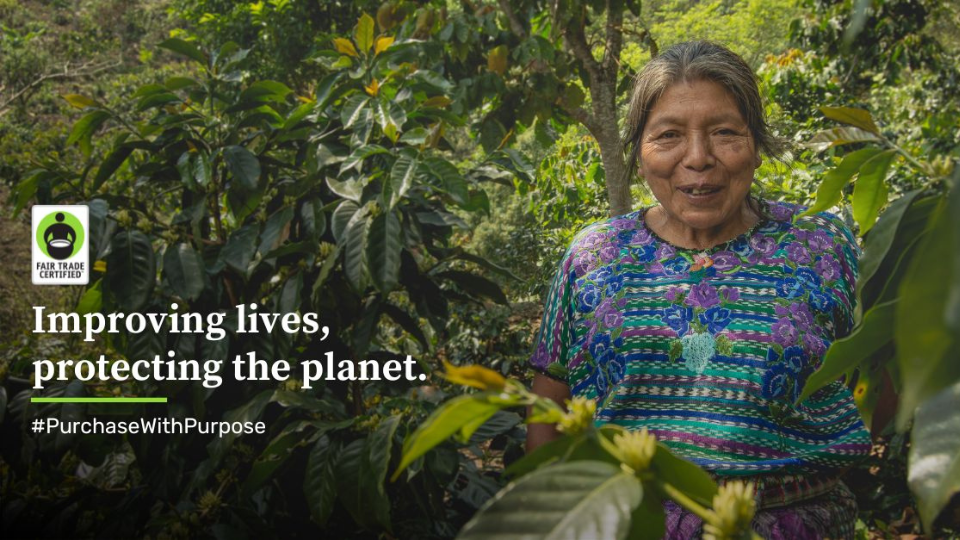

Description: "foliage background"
1 0 959 538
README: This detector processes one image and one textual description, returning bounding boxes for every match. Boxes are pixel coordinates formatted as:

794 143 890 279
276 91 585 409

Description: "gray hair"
622 41 785 183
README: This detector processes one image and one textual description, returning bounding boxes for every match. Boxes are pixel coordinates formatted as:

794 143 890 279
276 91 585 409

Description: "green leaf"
331 416 399 534
650 443 718 507
226 182 263 222
76 279 102 314
67 110 110 157
332 200 360 243
366 211 401 293
352 295 381 356
239 80 292 103
355 13 375 53
399 127 429 145
628 488 665 540
93 145 134 192
223 146 261 190
340 144 388 173
858 190 922 298
279 272 302 313
392 395 503 481
800 148 882 217
908 380 960 532
343 207 370 290
340 94 370 128
304 434 339 526
468 411 521 444
136 92 179 111
895 189 960 430
437 270 508 304
820 106 880 134
364 415 399 531
425 157 468 205
240 424 306 497
258 206 294 256
382 303 429 350
326 176 364 202
158 38 208 65
799 300 897 401
504 434 580 479
852 150 896 234
63 94 96 109
301 198 326 240
163 243 205 300
385 154 418 209
458 461 642 540
806 126 879 152
220 225 259 275
105 231 156 312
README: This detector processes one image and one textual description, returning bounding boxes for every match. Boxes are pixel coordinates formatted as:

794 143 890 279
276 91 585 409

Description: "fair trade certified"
32 205 89 285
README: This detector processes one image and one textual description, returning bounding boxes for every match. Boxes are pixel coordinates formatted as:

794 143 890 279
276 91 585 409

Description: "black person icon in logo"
44 212 77 260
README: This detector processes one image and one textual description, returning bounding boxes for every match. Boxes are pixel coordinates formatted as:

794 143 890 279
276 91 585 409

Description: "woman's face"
639 79 760 234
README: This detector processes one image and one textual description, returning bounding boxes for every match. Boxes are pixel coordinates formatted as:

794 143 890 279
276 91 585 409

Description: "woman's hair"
621 41 785 184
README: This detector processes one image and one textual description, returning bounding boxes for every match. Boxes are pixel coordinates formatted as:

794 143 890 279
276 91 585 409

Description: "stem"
879 133 929 176
661 481 718 525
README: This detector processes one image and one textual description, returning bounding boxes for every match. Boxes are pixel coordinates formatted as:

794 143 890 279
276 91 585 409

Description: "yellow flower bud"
557 396 596 435
703 481 758 540
614 427 657 473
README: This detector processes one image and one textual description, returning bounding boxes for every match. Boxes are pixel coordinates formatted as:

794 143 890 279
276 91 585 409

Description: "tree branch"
498 0 527 39
564 13 601 85
0 59 122 116
601 0 625 75
561 103 600 135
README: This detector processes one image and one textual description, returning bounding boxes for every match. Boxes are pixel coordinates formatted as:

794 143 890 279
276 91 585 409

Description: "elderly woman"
528 41 871 539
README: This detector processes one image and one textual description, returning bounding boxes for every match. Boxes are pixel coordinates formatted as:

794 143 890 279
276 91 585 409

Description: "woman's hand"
526 373 571 452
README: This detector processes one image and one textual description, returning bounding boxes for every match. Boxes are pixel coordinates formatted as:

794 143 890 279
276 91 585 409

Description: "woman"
528 41 871 539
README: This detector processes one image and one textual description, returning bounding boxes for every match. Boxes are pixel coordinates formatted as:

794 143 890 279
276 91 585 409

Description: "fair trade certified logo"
32 205 89 285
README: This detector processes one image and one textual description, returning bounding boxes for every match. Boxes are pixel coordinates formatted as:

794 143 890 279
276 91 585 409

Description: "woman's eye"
658 131 678 139
717 128 740 136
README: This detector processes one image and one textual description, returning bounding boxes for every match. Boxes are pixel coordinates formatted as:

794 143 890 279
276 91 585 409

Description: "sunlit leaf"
806 126 879 151
800 148 881 217
333 38 358 57
63 94 96 109
355 13 375 53
820 106 880 134
852 150 896 234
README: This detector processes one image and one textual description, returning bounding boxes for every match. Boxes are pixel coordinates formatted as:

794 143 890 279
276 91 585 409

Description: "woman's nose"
681 133 715 171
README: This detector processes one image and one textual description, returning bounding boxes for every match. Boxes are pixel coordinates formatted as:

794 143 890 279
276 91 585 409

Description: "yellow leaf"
93 260 107 273
422 96 451 108
441 360 506 391
487 45 508 75
296 95 315 104
355 13 375 53
364 78 380 97
333 38 359 57
63 94 96 109
375 36 395 56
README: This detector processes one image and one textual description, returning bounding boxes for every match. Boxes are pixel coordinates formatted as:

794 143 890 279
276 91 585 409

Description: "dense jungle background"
1 0 959 538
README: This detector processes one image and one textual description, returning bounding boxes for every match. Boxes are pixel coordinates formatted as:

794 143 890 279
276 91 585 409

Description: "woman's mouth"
679 186 722 196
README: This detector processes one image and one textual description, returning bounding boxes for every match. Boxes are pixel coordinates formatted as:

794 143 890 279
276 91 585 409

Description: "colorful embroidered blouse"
530 200 871 476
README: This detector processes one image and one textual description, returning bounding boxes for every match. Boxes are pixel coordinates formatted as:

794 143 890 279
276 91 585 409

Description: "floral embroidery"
528 200 870 474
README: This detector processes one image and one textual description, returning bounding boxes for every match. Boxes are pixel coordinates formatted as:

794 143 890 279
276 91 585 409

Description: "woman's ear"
754 154 762 169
